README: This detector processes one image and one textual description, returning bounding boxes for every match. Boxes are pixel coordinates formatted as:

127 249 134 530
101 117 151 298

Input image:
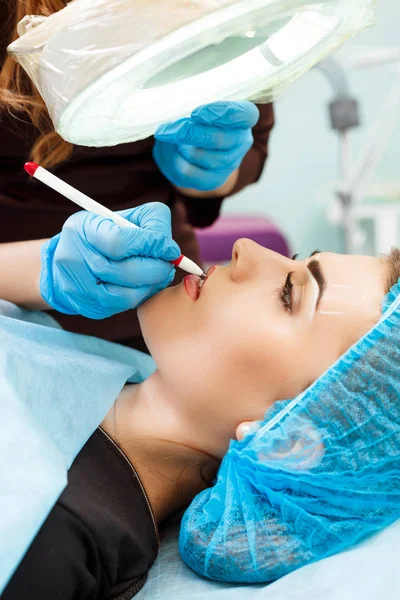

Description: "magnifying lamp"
8 0 377 147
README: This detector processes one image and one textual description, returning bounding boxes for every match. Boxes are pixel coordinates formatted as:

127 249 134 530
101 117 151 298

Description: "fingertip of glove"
191 101 259 128
165 244 181 261
148 270 175 297
246 102 260 126
191 102 226 122
155 118 188 140
154 123 169 139
166 270 176 285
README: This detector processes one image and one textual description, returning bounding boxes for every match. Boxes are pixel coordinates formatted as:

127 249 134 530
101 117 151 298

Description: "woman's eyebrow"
307 259 326 307
292 250 326 306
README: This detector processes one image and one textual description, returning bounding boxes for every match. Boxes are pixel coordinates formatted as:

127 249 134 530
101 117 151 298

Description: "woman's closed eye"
280 254 298 312
280 272 294 312
279 251 325 315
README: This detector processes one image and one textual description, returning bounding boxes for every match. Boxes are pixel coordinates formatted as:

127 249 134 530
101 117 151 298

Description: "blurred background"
220 0 400 258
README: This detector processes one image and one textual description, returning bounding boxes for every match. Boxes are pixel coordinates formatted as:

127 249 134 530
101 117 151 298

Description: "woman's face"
139 240 387 451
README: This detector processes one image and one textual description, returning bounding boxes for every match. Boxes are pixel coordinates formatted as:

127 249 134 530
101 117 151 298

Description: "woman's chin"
138 283 181 339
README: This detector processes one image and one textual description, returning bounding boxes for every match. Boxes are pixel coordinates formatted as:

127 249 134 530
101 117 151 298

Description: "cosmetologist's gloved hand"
153 101 260 192
40 203 181 319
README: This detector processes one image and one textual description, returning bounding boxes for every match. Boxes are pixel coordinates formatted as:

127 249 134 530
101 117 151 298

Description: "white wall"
223 0 400 257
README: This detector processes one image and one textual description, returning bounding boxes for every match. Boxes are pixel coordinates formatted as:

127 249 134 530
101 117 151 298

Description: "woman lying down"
4 239 400 598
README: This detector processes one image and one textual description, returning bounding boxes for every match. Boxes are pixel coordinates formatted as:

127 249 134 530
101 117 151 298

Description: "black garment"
3 429 159 600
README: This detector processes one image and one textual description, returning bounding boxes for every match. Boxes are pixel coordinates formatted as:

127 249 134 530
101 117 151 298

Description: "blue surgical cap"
180 281 400 583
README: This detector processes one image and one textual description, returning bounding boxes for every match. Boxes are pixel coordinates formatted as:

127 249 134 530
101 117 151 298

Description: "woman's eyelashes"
281 272 294 312
280 254 298 312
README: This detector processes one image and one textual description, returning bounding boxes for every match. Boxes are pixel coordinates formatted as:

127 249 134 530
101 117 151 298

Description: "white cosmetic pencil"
24 162 204 278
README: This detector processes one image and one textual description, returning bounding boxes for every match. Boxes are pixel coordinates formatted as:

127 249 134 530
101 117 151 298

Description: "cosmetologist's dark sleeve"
3 504 101 600
180 103 275 228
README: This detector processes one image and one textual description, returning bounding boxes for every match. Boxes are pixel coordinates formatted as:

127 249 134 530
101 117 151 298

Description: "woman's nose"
231 238 263 281
231 239 299 283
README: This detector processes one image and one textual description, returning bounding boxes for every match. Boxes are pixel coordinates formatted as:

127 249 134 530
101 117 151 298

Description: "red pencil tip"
24 162 39 176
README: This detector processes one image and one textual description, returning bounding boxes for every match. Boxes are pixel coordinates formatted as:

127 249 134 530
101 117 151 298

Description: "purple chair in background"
195 215 290 265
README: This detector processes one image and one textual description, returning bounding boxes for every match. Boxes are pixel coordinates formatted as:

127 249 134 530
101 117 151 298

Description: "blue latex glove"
40 202 181 319
153 101 260 192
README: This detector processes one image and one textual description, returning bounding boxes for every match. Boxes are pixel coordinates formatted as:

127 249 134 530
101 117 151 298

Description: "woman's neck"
101 376 219 524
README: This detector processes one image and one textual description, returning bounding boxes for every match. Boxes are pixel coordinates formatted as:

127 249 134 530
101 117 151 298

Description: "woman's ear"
236 421 262 441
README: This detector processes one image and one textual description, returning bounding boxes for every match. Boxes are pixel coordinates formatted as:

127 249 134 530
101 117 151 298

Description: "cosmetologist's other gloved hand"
153 101 260 192
40 203 181 319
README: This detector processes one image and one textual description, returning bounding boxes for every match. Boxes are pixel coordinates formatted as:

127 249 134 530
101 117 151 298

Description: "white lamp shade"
8 0 377 147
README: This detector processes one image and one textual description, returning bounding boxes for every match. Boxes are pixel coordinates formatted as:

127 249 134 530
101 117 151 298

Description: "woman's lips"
184 275 201 301
184 266 217 302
